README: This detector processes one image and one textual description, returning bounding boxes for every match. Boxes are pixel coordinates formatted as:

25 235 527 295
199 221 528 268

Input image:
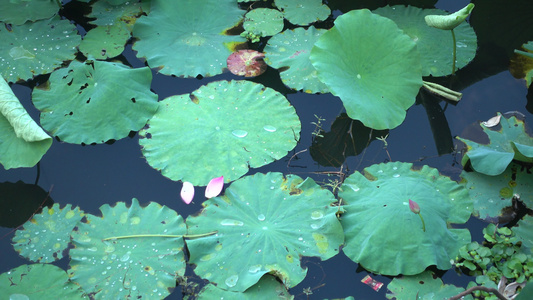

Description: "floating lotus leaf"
88 0 146 30
32 59 158 144
79 24 131 60
132 0 246 77
461 162 533 222
275 0 331 26
0 17 80 83
69 199 187 299
139 80 301 186
510 41 533 88
339 161 472 275
0 264 88 299
0 77 52 169
310 9 423 130
457 113 533 176
12 203 84 263
186 172 343 292
385 271 467 299
194 274 293 299
514 215 533 250
373 5 477 77
264 26 329 94
227 50 267 77
0 0 60 25
243 8 284 38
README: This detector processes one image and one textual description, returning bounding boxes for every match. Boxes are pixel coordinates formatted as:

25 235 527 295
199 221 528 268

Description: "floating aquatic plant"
0 0 60 25
227 50 267 77
79 25 131 60
386 271 467 299
241 8 284 42
186 172 344 292
339 161 472 275
195 274 292 299
274 0 331 26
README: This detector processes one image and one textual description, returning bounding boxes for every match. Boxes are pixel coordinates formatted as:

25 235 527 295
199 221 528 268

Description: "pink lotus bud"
180 182 194 204
205 176 224 198
409 199 420 214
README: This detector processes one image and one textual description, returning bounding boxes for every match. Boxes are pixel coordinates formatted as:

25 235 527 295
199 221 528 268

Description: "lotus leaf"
0 0 60 25
386 271 468 299
139 80 301 186
310 9 423 130
264 26 329 94
373 5 477 77
13 203 84 263
275 0 331 26
425 3 475 31
0 17 80 83
339 161 472 275
0 77 52 169
193 274 293 299
461 162 533 222
227 50 267 77
79 24 131 60
88 0 146 30
517 281 533 300
32 59 158 144
0 264 88 299
514 215 533 250
69 199 187 299
457 113 533 176
132 0 246 77
243 8 284 38
186 172 344 292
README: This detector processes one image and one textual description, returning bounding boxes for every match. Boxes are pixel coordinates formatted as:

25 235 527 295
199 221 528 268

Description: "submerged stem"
102 231 218 241
418 213 426 232
451 29 457 75
422 81 462 101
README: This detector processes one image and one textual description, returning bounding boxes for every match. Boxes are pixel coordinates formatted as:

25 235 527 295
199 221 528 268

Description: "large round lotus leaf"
461 162 533 222
0 0 60 25
186 172 344 292
457 113 533 176
339 161 472 276
373 5 477 77
68 199 187 299
243 8 284 37
32 59 158 144
275 0 331 26
0 77 52 169
385 271 467 299
79 24 131 60
310 9 423 130
12 203 84 263
515 215 533 250
0 17 80 83
194 275 293 299
132 0 246 78
139 80 301 186
0 264 88 299
264 26 329 94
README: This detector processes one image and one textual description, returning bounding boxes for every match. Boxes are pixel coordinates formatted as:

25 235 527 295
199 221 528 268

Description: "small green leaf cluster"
240 30 261 43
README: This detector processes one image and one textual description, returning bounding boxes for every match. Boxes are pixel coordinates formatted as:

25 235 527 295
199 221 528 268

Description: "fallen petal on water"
205 176 224 198
180 182 194 204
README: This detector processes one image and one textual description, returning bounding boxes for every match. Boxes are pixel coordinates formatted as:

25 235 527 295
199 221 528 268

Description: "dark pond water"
1 0 533 299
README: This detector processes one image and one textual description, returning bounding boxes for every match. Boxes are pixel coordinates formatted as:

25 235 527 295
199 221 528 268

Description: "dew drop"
248 265 262 273
310 223 320 229
220 219 244 226
393 174 400 178
311 211 323 220
356 74 361 79
225 274 239 287
257 214 266 221
232 130 248 138
263 125 277 132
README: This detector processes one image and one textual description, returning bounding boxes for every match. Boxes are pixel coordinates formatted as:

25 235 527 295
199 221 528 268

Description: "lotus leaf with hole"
339 161 472 275
0 77 52 169
373 5 477 77
386 271 468 299
186 172 344 292
132 0 246 78
461 162 533 223
32 59 158 144
457 113 533 176
0 0 60 25
0 16 80 83
194 274 293 299
88 0 147 30
139 80 301 186
275 0 331 26
264 26 329 94
79 24 131 60
68 199 187 299
310 9 423 130
13 203 84 263
0 264 88 299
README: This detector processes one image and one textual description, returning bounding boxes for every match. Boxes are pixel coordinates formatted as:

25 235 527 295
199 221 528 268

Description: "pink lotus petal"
409 199 420 214
205 176 224 198
180 182 194 204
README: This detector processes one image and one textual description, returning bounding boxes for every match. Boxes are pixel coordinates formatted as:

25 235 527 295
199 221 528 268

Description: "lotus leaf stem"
422 81 462 101
102 231 218 241
451 29 457 75
418 213 426 232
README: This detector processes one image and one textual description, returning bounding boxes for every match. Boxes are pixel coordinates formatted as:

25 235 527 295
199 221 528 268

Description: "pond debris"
361 275 384 292
422 81 462 102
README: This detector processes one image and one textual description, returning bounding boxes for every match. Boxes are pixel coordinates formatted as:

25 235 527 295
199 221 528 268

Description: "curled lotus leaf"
310 9 423 130
186 172 344 292
425 3 475 31
139 80 301 186
457 113 533 176
69 199 187 299
339 161 472 276
13 203 84 263
132 0 246 78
